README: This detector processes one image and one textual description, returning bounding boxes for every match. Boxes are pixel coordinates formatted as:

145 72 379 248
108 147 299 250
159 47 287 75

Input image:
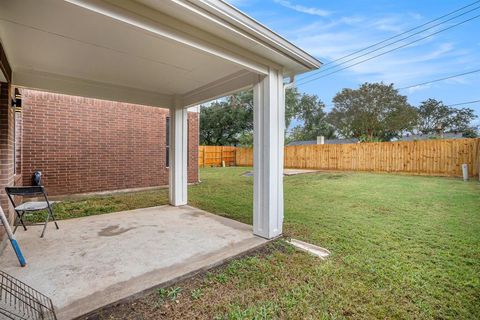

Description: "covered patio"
0 0 320 318
0 205 266 319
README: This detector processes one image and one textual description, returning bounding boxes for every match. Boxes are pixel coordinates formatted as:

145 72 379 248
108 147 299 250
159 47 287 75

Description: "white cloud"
274 0 331 17
370 17 407 33
406 84 432 94
343 43 468 85
290 15 366 35
283 9 478 89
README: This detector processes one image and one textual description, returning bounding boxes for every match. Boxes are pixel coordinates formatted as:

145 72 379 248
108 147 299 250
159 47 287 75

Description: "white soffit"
0 0 320 107
0 0 253 106
142 0 322 74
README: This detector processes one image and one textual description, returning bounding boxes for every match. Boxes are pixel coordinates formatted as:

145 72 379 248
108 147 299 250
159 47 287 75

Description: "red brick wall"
0 83 16 247
188 111 199 183
20 89 199 196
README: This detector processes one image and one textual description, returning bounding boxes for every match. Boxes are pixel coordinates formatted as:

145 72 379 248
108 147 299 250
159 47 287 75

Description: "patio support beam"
0 40 12 83
13 70 174 108
169 98 188 206
253 68 284 239
182 70 260 108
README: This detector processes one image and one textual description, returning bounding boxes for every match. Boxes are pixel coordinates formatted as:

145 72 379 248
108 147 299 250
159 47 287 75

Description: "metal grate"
0 270 56 320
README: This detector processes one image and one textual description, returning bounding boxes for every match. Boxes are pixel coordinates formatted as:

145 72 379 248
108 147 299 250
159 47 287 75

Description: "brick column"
0 82 15 251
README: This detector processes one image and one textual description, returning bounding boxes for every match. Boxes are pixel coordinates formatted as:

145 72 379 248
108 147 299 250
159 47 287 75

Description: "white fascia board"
181 70 261 108
184 0 322 71
13 69 174 107
65 0 269 76
187 105 200 113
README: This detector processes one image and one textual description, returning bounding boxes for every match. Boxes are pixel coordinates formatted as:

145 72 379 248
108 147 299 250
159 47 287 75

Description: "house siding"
20 89 199 196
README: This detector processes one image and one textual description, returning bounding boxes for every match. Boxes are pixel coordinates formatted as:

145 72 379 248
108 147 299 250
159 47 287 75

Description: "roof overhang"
136 0 322 73
0 0 321 108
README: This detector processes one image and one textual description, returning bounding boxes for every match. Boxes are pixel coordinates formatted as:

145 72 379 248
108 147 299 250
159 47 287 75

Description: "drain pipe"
462 164 469 181
284 75 295 91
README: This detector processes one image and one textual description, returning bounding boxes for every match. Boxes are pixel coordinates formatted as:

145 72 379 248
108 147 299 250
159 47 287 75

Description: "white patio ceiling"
0 0 320 108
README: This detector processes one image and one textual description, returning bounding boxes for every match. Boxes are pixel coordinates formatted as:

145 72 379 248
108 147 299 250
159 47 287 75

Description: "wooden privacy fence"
199 146 236 167
235 147 253 167
204 138 480 177
282 138 480 177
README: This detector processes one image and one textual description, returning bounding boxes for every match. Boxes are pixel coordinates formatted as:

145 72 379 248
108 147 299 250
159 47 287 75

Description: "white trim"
13 69 174 107
186 0 322 70
187 105 200 113
181 70 261 107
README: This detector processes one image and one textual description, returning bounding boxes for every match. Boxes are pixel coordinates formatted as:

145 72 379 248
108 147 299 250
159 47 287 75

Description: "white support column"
169 99 188 206
253 68 285 239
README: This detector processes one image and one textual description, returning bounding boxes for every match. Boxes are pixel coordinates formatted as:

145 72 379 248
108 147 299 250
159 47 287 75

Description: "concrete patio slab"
0 205 266 319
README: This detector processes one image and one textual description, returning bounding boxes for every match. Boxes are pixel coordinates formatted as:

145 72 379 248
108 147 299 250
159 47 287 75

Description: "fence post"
476 138 480 180
203 146 206 168
220 147 224 167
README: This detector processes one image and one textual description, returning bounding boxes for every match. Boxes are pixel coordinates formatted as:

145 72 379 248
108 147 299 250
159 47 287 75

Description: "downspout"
284 75 295 139
284 75 295 91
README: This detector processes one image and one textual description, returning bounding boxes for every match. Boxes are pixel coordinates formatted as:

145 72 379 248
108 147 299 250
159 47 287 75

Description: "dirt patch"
241 171 254 177
98 225 136 237
326 174 345 180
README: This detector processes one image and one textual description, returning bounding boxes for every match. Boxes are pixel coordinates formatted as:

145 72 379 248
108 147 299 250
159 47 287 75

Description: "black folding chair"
5 186 59 238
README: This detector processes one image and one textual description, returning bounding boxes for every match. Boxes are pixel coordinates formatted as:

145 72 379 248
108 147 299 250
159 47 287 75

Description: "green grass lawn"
49 168 479 319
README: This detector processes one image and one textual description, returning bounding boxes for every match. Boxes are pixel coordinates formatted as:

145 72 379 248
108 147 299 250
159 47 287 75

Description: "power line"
302 0 480 80
300 5 480 79
398 69 480 90
297 13 480 85
447 99 480 107
324 100 480 107
319 1 480 67
324 99 480 110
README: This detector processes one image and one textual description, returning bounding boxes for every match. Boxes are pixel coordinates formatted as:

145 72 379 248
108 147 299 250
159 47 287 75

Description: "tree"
416 98 477 134
289 93 335 142
199 88 305 146
199 94 253 146
462 126 479 138
450 109 477 133
285 87 301 130
329 82 417 141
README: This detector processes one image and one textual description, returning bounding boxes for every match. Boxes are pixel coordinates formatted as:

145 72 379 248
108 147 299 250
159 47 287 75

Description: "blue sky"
226 0 480 126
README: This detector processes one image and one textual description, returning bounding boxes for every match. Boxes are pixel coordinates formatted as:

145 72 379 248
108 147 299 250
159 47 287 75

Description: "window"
13 89 22 175
166 116 170 167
